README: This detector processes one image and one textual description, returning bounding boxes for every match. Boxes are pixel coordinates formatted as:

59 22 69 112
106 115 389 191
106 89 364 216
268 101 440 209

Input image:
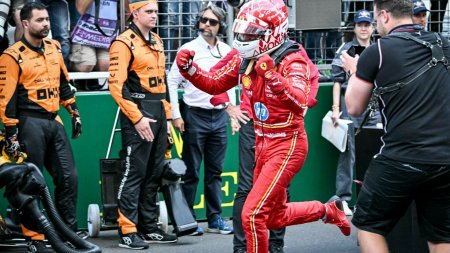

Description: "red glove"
254 54 275 79
176 49 195 72
255 54 287 93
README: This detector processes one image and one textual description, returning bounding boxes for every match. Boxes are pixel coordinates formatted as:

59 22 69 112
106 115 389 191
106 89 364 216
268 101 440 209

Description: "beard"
30 28 50 39
201 29 217 39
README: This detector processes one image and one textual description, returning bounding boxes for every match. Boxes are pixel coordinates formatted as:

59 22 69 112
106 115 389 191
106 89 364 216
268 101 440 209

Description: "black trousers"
233 118 287 251
117 100 167 233
181 105 228 222
18 115 78 231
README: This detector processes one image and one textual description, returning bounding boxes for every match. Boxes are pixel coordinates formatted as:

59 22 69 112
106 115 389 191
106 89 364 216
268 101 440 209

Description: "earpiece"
194 5 227 36
218 19 227 36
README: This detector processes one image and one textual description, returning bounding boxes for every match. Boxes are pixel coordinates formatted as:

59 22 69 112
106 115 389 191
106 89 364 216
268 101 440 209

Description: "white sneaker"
342 201 353 216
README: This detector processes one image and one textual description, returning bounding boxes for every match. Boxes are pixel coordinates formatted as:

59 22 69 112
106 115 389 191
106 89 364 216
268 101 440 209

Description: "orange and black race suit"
0 37 79 238
109 23 172 235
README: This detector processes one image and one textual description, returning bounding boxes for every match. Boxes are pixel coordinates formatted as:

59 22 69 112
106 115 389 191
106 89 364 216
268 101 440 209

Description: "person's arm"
175 49 240 95
0 53 22 159
299 44 319 108
212 48 238 106
0 53 20 134
330 49 347 126
167 56 186 132
59 40 76 107
54 40 81 139
331 81 341 126
254 54 311 115
109 40 157 141
76 0 95 15
167 60 184 120
108 40 143 124
209 49 249 124
341 52 373 116
345 74 373 116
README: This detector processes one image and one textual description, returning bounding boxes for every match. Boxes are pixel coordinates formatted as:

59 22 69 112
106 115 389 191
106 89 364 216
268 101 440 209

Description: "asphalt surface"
1 218 360 253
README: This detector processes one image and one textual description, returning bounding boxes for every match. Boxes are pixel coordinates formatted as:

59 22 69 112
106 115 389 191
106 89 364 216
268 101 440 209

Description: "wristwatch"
348 69 356 77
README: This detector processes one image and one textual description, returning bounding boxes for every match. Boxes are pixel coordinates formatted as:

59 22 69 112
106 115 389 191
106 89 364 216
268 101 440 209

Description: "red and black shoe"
323 200 351 236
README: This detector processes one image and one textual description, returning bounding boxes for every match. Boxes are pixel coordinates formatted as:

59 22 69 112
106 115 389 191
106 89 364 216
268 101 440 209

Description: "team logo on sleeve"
254 102 269 121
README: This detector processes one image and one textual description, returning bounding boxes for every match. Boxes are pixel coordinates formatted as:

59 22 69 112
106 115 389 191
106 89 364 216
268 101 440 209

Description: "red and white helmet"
232 0 288 59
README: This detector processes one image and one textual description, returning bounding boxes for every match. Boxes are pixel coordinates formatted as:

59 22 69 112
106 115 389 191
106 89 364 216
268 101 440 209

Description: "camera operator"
341 1 450 252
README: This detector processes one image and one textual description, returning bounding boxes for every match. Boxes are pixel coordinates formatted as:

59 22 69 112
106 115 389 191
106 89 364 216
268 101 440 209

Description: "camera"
347 45 366 57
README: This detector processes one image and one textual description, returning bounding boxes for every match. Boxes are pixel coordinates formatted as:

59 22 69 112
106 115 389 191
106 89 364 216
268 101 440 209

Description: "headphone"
194 5 227 36
228 0 248 8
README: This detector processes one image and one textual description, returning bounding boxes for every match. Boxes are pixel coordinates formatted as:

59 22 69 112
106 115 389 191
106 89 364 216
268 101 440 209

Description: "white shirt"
167 35 236 120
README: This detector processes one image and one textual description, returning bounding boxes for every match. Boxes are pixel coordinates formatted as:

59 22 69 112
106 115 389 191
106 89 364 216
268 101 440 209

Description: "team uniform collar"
20 36 45 55
129 22 157 45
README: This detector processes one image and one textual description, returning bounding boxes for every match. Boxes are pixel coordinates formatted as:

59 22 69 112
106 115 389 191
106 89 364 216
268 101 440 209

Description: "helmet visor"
232 19 269 36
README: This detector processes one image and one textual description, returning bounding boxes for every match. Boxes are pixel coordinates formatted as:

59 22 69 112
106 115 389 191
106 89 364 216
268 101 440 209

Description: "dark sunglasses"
199 17 219 26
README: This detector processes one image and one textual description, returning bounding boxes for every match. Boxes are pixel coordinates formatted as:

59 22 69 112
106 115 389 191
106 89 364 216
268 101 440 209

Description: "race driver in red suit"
175 1 350 252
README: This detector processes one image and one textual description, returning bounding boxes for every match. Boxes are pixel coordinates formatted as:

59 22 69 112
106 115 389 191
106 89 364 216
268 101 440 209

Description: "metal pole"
226 2 234 45
120 0 126 32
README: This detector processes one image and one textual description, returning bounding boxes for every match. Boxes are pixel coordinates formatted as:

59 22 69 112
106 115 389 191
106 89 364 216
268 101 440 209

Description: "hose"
0 161 101 253
40 186 101 253
29 163 101 253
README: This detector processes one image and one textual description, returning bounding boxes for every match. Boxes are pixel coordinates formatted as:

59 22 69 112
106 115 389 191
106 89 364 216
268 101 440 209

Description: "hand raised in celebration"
254 54 275 78
176 49 196 72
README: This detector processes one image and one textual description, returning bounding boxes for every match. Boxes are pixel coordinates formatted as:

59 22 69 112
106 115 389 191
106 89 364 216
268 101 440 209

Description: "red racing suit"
181 48 326 253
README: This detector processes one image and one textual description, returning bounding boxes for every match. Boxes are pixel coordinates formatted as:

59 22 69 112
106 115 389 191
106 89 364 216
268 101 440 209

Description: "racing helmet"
232 0 288 59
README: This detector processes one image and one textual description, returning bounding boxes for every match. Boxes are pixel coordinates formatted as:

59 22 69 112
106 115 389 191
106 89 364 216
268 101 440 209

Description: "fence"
153 0 450 68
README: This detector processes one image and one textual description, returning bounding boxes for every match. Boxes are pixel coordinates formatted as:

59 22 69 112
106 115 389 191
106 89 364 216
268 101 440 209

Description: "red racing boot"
323 200 351 236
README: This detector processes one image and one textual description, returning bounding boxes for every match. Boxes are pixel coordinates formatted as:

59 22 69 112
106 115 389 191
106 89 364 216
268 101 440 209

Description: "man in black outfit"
341 0 450 252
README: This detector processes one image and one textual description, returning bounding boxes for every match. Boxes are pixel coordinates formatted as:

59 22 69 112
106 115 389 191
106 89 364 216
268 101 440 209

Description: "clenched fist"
176 49 195 72
254 54 287 92
254 54 275 78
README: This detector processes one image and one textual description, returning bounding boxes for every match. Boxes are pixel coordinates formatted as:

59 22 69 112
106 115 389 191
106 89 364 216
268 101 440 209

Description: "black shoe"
269 243 284 253
29 240 54 253
118 232 149 250
140 228 177 244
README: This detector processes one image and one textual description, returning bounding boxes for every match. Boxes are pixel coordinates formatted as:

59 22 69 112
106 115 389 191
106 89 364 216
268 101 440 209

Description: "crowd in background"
2 0 450 88
3 0 450 90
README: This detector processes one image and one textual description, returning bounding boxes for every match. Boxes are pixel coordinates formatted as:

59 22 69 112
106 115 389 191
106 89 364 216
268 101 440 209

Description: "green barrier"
0 83 341 230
